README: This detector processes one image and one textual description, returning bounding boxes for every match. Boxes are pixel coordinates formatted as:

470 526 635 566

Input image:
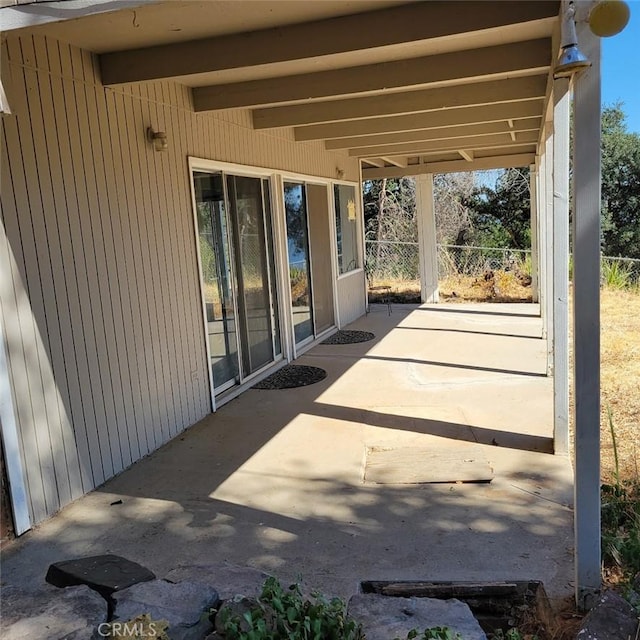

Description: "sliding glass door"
193 170 281 397
284 181 335 346
193 172 239 393
284 182 314 344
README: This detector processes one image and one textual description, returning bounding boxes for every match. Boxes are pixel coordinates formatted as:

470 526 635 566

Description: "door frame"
279 171 344 359
189 159 361 403
188 158 286 410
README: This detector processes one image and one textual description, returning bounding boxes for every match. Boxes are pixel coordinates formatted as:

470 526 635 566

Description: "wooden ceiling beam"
361 158 385 168
193 38 550 111
294 100 544 141
324 117 542 149
347 130 539 157
380 156 408 168
362 152 537 179
100 1 558 84
253 75 548 129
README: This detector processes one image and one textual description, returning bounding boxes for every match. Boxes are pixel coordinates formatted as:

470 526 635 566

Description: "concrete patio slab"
1 303 574 613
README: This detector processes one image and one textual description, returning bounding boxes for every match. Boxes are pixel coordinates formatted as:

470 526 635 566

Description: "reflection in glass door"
193 172 239 393
193 170 281 397
284 182 314 344
227 175 276 375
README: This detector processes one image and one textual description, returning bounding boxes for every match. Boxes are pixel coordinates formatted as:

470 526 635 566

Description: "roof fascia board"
0 0 158 32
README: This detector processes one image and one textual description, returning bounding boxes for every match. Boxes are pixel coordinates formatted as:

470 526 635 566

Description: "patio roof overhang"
8 0 560 176
3 0 604 608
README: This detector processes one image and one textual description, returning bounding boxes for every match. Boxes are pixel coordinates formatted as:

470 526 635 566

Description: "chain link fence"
437 244 530 277
365 240 640 289
365 241 530 285
365 240 420 285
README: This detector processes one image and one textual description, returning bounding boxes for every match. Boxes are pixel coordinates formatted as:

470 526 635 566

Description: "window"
334 184 359 275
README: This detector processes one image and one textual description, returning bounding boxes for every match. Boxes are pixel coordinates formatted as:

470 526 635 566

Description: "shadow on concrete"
361 354 548 379
416 307 537 318
306 403 554 454
397 326 542 340
0 303 573 607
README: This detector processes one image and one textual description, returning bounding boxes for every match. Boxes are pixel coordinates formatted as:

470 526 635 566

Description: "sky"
601 0 640 133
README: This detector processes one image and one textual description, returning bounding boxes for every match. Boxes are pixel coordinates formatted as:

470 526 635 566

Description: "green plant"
219 577 364 640
601 408 640 583
602 258 634 289
414 628 462 640
490 630 537 640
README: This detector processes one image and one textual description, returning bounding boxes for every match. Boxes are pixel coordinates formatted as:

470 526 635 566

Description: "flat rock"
348 593 487 640
1 584 107 640
165 562 271 600
46 554 155 598
576 590 639 640
113 579 219 640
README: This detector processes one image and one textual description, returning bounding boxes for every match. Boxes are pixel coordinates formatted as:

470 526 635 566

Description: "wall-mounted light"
336 168 345 180
146 126 168 152
554 1 591 79
589 0 630 37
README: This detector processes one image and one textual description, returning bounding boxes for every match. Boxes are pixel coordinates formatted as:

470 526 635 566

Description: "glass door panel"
193 172 239 392
284 182 314 344
307 183 335 333
227 175 274 375
262 180 281 358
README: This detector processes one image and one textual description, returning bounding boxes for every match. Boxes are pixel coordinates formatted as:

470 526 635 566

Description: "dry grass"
591 287 640 483
368 272 533 304
439 271 533 303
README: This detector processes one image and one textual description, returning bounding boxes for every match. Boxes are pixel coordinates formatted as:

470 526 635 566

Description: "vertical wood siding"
0 33 359 525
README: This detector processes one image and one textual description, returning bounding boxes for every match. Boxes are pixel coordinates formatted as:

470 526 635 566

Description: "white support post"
553 78 571 455
530 163 539 303
538 149 548 331
415 173 439 303
544 125 555 375
573 20 602 610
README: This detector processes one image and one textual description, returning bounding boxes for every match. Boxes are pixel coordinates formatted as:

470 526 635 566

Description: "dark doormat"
252 365 327 389
321 330 375 345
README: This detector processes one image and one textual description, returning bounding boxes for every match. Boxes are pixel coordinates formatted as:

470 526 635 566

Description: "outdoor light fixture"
146 127 168 152
589 0 630 37
554 0 591 78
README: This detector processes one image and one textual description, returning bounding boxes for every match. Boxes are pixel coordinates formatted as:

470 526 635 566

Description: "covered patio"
1 303 574 603
1 0 605 611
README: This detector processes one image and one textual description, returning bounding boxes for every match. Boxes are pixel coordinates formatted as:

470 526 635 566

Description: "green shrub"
219 577 363 640
601 259 634 289
398 628 462 640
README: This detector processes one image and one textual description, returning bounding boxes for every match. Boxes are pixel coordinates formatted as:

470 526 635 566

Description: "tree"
362 178 416 243
463 167 531 249
433 172 476 245
600 103 640 259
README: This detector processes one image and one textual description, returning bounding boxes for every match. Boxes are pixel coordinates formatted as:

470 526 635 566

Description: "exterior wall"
337 271 367 327
0 32 360 526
